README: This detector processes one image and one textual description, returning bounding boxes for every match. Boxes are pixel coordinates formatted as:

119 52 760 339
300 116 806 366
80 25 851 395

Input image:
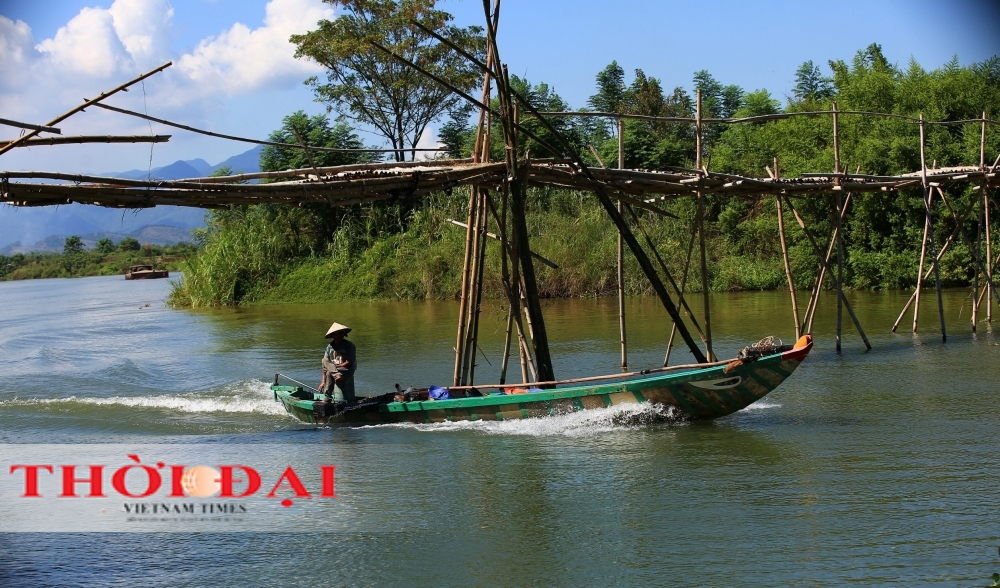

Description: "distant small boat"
271 335 813 426
125 264 169 280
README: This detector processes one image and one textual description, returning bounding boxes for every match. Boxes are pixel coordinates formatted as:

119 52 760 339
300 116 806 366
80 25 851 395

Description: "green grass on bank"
166 186 983 308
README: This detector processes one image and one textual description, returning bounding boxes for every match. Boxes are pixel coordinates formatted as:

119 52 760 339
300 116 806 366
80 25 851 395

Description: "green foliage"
437 101 475 158
94 238 115 255
63 236 84 255
291 0 485 161
260 111 376 170
793 60 835 101
589 61 627 114
118 237 141 252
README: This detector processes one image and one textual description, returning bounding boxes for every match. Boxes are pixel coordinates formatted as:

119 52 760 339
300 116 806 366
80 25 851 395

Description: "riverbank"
166 188 978 307
1 242 197 281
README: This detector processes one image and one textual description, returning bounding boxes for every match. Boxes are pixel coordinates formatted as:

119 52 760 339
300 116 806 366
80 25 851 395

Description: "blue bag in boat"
428 385 451 400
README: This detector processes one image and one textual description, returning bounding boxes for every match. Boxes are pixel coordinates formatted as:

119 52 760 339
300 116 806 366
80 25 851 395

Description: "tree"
63 236 84 255
94 238 115 255
118 237 141 252
291 0 485 161
792 60 834 101
260 111 375 171
693 70 743 118
437 101 475 158
588 61 627 114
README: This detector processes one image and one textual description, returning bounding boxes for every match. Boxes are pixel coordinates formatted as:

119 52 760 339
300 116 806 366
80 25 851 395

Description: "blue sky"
0 0 998 174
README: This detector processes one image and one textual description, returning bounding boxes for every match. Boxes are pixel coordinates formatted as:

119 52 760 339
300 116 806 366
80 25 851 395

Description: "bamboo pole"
617 117 627 371
974 185 983 332
696 90 714 361
912 191 932 333
976 251 1000 316
444 219 557 268
919 115 947 341
983 112 989 170
451 26 499 386
785 196 872 349
497 182 513 384
988 185 994 323
0 62 172 158
664 224 699 366
0 117 60 134
500 309 513 384
975 112 986 331
804 193 854 336
773 158 800 339
460 189 483 383
466 189 490 384
935 186 1000 316
0 135 169 148
462 129 493 384
91 102 446 155
625 205 708 342
833 102 844 352
290 125 321 175
892 192 978 330
481 10 556 383
495 183 532 384
453 185 478 386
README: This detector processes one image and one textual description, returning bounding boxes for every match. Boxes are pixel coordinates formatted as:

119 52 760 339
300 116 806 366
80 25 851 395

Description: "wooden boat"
271 335 813 425
125 264 169 280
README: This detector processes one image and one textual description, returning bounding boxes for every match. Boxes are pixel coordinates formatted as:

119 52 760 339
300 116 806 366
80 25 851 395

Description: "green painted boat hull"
271 338 813 425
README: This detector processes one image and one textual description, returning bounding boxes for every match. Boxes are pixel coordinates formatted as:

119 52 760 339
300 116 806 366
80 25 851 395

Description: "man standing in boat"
320 322 356 403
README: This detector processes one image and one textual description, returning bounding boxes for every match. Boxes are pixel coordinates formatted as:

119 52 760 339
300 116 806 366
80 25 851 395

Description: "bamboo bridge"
2 6 999 390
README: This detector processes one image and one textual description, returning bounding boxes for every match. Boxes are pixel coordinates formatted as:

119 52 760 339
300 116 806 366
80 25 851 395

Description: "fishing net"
724 336 794 373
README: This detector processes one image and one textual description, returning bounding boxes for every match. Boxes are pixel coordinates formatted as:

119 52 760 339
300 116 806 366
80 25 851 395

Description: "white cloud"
0 16 37 90
0 0 335 172
176 0 333 95
108 0 175 70
36 7 133 78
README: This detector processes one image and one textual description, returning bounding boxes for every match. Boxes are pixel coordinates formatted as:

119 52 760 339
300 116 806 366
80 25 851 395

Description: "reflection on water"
1 275 999 585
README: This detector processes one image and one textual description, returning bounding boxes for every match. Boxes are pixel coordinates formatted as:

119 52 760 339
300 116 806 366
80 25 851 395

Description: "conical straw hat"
325 322 352 338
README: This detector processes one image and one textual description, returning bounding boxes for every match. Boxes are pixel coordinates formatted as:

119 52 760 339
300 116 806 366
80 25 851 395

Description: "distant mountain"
107 147 261 180
1 146 262 249
212 145 263 175
109 160 203 181
183 158 213 175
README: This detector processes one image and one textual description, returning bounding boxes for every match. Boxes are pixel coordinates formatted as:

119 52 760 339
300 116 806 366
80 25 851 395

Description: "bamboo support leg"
803 193 852 334
467 192 490 384
891 194 976 332
786 196 872 350
836 192 845 351
663 225 698 367
912 197 931 333
936 187 1000 321
460 190 487 384
987 189 993 323
833 103 844 352
499 307 513 384
919 116 947 342
776 196 800 339
627 206 707 341
452 188 479 385
617 118 627 371
697 193 713 361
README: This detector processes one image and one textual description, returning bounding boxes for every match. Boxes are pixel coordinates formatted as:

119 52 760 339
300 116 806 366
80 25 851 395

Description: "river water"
1 275 998 585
